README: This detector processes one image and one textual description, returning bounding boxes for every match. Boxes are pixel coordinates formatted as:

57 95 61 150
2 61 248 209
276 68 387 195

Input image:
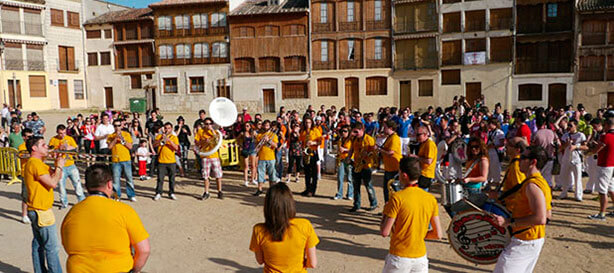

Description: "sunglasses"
470 145 480 149
341 130 348 133
204 123 212 125
114 124 121 127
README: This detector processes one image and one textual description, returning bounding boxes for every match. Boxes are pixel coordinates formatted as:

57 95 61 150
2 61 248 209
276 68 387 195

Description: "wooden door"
58 80 69 108
548 84 566 109
262 89 275 113
345 77 359 110
400 80 411 109
105 87 114 108
608 92 614 108
465 82 481 107
7 80 22 107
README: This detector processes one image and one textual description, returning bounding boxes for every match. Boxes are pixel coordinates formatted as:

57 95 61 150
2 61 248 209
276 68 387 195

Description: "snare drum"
442 181 464 207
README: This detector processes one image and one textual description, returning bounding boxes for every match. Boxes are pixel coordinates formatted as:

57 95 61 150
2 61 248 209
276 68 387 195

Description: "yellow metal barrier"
0 147 22 185
219 139 240 167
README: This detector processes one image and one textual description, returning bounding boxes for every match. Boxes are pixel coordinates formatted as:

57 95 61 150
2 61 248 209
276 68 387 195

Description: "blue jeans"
352 168 378 209
58 164 84 207
336 162 353 198
275 149 284 178
112 161 135 198
258 160 277 183
27 210 62 273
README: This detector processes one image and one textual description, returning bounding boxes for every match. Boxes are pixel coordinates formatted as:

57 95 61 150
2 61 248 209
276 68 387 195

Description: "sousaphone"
197 97 238 157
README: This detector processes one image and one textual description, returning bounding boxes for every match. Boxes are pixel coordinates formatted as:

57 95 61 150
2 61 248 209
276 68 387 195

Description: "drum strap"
495 158 519 193
498 175 529 202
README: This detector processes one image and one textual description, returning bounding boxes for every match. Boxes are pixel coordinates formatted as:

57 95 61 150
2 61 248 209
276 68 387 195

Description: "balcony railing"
515 60 571 74
57 59 80 72
366 59 390 69
442 54 462 66
209 26 227 35
366 20 388 31
25 22 43 36
4 59 24 70
394 20 437 34
211 57 230 64
27 60 45 71
490 18 513 31
582 32 606 46
394 58 438 70
340 59 362 69
578 68 605 81
1 20 20 34
313 22 334 32
339 21 361 32
313 61 335 70
518 21 543 34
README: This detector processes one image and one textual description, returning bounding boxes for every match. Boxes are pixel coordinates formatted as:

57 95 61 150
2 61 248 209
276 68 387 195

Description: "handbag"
35 209 55 227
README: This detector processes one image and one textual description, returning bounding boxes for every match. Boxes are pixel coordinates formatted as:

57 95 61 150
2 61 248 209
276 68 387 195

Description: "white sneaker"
22 215 31 224
153 194 161 201
251 179 258 185
244 180 250 186
285 178 291 183
130 197 137 202
169 194 177 200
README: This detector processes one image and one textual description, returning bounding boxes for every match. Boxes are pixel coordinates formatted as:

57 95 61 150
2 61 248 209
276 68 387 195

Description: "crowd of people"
12 94 614 273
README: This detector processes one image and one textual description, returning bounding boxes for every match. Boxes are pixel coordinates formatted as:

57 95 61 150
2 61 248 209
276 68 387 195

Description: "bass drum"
447 202 511 265
450 139 468 163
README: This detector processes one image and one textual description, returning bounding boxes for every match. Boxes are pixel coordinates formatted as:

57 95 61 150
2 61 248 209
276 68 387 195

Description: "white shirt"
561 132 586 164
1 107 9 119
137 147 150 161
94 123 114 149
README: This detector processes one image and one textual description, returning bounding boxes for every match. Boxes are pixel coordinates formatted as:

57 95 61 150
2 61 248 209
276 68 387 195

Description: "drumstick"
462 198 495 217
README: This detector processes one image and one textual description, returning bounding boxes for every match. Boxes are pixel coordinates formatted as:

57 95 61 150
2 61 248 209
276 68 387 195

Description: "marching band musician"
253 120 279 197
460 137 489 195
107 119 135 202
49 124 84 208
380 120 402 203
195 117 224 200
501 137 528 192
349 122 378 212
493 146 552 273
153 122 180 201
300 117 322 197
334 125 353 200
410 125 437 190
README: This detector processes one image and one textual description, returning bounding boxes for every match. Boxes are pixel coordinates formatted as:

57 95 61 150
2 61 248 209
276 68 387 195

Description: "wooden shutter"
418 79 433 96
58 46 67 71
88 53 98 66
441 69 461 85
68 11 79 28
51 9 63 26
100 52 111 65
67 47 75 71
366 77 387 95
317 78 338 96
29 75 46 97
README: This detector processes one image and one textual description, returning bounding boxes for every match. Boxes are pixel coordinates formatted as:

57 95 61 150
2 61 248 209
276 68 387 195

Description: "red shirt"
242 113 252 123
516 123 531 145
598 132 614 167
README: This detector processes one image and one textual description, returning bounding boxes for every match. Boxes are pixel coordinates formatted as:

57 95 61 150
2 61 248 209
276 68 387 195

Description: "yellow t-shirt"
383 186 439 258
256 131 278 161
107 131 133 163
49 135 77 167
61 196 149 273
351 134 376 170
24 157 52 211
195 128 219 159
155 134 179 164
299 128 322 151
502 156 525 192
249 218 319 273
382 133 402 172
417 139 437 178
337 138 352 160
18 142 28 176
505 172 552 240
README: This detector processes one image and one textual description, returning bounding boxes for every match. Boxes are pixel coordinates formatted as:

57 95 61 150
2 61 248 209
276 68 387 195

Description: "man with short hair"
49 124 84 208
195 117 224 200
107 120 135 201
515 112 531 144
24 136 65 273
589 116 614 220
25 112 46 137
532 117 557 187
193 109 207 129
380 120 402 203
94 114 114 162
253 120 278 196
9 122 23 149
61 164 150 273
411 126 437 190
349 122 378 212
380 157 442 273
394 109 413 156
153 122 179 201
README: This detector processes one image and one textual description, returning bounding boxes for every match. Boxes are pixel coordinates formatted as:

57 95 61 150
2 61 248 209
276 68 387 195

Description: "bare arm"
380 215 395 237
464 158 489 183
254 250 264 265
131 238 150 273
514 183 547 226
37 157 65 189
305 246 317 268
425 215 443 240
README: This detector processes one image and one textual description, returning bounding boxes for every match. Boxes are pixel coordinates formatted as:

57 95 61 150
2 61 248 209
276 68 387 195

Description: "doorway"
262 89 275 113
104 87 113 108
465 82 481 107
7 79 22 107
548 84 566 109
345 77 359 110
400 80 411 109
58 80 69 108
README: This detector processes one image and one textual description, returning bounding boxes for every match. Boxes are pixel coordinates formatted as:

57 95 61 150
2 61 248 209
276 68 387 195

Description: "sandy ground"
0 110 613 273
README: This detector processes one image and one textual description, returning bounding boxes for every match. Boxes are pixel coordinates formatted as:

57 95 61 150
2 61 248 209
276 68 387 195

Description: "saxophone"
255 128 279 153
353 137 380 173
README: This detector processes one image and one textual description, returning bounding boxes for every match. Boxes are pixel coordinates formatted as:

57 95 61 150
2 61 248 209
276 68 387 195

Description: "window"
237 26 255 37
163 78 178 93
418 80 433 96
374 39 383 60
321 41 328 61
547 3 557 17
67 11 79 28
284 24 304 36
442 40 462 66
211 13 226 27
490 37 512 62
282 81 309 99
318 78 338 96
159 45 173 59
212 42 227 58
190 77 204 93
235 58 255 73
87 53 98 66
582 20 607 45
320 3 328 23
347 40 355 60
465 10 485 32
441 70 461 85
104 29 112 39
465 38 486 53
86 30 101 39
158 16 171 30
29 75 46 97
176 44 191 59
374 0 382 21
366 77 387 95
175 15 190 29
518 84 542 100
259 57 280 72
125 25 137 40
58 46 76 71
74 80 84 99
130 75 142 89
51 9 63 26
100 52 111 65
284 56 306 71
443 12 461 33
347 1 354 22
194 43 209 58
194 13 208 29
263 25 280 36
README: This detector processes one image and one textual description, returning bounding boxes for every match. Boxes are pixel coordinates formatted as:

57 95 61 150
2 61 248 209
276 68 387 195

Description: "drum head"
451 140 468 163
447 203 511 265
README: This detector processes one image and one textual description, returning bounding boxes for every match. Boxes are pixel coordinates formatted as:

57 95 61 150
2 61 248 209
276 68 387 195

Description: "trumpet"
118 131 127 145
19 149 113 164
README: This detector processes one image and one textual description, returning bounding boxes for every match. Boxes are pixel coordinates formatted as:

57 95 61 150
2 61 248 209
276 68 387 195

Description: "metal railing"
4 59 24 70
27 60 45 71
25 22 43 36
57 59 80 72
1 20 20 34
1 20 43 36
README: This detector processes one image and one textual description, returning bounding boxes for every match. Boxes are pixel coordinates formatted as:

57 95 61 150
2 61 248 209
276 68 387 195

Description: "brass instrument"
197 97 237 157
196 129 222 158
387 174 401 194
19 149 113 164
255 128 279 153
117 130 127 145
303 146 316 165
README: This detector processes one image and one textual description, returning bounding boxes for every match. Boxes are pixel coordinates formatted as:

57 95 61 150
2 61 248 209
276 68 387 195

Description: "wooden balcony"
442 54 462 66
313 61 335 70
366 59 390 69
394 58 437 70
490 18 513 31
579 68 605 81
515 60 571 74
366 20 388 31
192 57 211 64
211 57 230 64
209 27 227 35
394 20 437 34
340 59 362 69
313 22 334 32
465 20 485 32
582 32 606 46
339 21 361 32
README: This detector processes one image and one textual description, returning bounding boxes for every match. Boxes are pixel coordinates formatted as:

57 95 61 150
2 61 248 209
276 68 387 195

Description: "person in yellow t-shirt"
380 157 442 273
380 120 402 203
493 145 552 273
18 128 33 224
24 136 66 273
49 124 84 208
349 122 378 212
299 117 322 197
194 117 224 200
249 183 318 272
334 125 354 200
500 137 528 192
107 120 135 201
411 125 437 190
153 122 179 201
62 164 150 273
253 120 279 197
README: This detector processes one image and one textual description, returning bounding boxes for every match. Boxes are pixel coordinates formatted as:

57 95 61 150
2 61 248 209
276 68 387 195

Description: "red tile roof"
149 0 227 8
84 8 153 25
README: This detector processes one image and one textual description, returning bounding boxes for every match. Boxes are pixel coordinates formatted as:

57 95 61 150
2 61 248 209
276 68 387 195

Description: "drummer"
493 145 552 273
501 137 528 192
460 137 489 194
